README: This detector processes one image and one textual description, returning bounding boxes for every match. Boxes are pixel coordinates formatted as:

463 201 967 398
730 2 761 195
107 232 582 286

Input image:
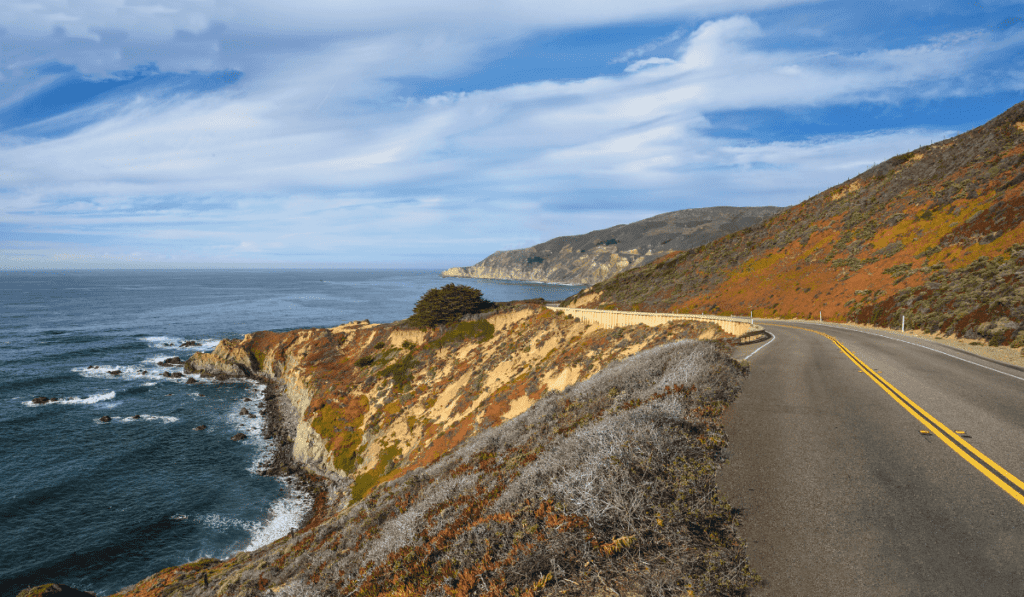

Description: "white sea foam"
198 484 312 552
24 391 117 407
74 364 157 381
143 336 220 351
221 383 274 473
198 381 312 552
74 363 202 385
245 487 314 551
199 513 260 533
114 414 179 424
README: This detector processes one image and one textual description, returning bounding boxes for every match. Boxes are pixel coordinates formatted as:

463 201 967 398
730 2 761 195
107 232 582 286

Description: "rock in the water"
158 357 183 367
162 371 172 377
131 414 141 420
16 582 96 597
194 425 207 431
243 397 251 402
185 377 198 385
180 340 200 347
171 372 184 379
32 396 50 404
248 414 256 418
108 370 122 376
183 342 254 378
99 416 112 423
140 370 147 375
239 407 250 415
231 433 247 441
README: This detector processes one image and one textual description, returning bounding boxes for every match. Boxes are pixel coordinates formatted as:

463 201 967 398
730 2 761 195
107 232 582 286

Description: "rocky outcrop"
16 583 96 597
183 340 254 378
442 205 782 285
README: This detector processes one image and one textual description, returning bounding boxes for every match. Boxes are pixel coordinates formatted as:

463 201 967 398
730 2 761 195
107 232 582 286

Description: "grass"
311 397 370 474
350 444 402 503
378 353 418 392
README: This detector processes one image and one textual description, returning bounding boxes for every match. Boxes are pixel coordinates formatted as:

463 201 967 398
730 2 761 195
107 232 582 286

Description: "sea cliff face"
91 304 759 597
181 304 724 499
442 206 782 285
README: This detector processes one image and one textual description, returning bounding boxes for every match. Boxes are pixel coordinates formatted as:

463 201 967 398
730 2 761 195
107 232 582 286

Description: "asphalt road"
721 321 1024 596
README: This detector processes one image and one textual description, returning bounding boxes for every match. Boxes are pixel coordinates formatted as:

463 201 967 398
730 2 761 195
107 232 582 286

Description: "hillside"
570 102 1024 349
181 304 725 501
54 303 765 597
442 206 782 285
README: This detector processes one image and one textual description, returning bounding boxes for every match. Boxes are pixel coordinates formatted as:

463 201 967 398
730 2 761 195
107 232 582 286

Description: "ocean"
0 269 585 597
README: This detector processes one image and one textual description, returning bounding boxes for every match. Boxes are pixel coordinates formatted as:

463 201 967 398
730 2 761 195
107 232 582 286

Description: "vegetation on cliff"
183 303 725 506
114 339 757 597
408 284 495 328
571 101 1024 347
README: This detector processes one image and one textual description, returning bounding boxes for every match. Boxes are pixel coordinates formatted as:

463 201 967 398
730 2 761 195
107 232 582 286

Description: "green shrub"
430 320 495 347
355 355 374 367
378 353 418 391
408 283 494 328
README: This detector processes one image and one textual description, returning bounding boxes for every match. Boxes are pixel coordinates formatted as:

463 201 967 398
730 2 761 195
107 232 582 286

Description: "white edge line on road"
744 332 775 360
769 321 1024 383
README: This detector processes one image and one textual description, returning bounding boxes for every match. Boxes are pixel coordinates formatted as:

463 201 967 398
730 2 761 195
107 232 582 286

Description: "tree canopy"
408 284 494 328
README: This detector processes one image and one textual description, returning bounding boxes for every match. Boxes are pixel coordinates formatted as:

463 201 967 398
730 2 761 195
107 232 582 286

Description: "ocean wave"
199 513 260 533
111 414 179 424
24 391 117 407
228 384 275 474
142 336 220 351
245 488 314 551
198 484 312 552
201 382 311 552
73 363 202 384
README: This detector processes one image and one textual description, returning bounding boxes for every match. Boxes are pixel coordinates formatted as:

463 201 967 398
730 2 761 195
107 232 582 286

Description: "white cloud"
2 8 1023 267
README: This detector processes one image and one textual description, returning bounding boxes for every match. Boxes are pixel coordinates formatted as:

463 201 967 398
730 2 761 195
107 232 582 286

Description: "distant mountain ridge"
571 101 1024 348
442 206 783 285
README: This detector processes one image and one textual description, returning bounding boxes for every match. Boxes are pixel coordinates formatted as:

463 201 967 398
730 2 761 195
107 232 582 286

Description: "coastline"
241 379 326 547
439 271 590 287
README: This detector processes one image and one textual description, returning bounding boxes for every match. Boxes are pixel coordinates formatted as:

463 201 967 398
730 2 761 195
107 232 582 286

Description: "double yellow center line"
780 324 1024 506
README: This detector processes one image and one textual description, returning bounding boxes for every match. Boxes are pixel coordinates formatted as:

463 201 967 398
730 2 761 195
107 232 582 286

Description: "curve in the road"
776 323 1024 507
721 320 1024 595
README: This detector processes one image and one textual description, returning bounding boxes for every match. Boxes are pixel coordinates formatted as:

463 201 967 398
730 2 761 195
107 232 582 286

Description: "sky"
1 1 1023 269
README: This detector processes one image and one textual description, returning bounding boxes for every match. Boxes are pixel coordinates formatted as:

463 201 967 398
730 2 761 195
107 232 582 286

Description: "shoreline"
439 272 591 287
251 379 327 541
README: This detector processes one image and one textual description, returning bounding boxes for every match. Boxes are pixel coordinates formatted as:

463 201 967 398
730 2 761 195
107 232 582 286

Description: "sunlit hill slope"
570 102 1024 348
